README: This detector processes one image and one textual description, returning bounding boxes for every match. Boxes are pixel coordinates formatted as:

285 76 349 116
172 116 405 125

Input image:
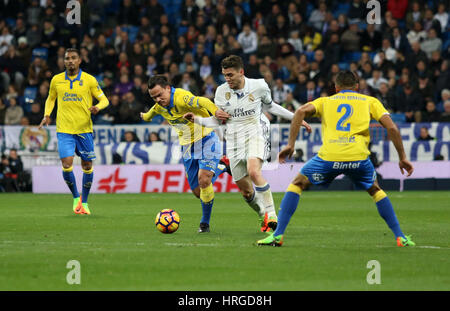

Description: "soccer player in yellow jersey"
258 70 416 247
141 75 230 233
39 48 109 215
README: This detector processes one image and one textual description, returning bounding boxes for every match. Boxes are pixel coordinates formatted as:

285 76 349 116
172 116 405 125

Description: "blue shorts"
300 155 376 190
181 132 222 190
57 132 96 161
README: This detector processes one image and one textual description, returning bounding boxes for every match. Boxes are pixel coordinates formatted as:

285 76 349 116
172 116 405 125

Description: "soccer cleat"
73 196 83 214
198 222 210 233
219 155 232 176
81 203 91 215
257 233 284 247
260 213 269 232
396 235 415 247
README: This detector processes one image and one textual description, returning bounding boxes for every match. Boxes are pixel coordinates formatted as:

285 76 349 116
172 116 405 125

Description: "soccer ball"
155 209 180 234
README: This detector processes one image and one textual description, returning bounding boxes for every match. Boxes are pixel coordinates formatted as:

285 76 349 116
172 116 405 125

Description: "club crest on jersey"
249 93 254 101
79 80 83 86
225 92 231 100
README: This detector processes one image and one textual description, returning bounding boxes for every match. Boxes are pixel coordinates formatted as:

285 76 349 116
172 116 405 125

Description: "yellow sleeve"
90 76 109 110
142 105 158 122
44 77 57 116
370 98 389 121
197 97 218 115
180 90 218 115
310 97 323 117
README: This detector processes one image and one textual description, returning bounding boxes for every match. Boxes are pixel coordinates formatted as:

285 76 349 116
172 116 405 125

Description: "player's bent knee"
198 173 213 189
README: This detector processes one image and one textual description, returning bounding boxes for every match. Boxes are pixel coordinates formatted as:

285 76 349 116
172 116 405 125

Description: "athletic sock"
255 183 277 219
373 190 405 239
245 191 265 217
200 183 215 224
62 166 79 198
273 184 302 237
81 167 94 204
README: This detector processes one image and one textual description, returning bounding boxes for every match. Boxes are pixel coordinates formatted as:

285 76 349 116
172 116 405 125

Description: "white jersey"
214 77 271 162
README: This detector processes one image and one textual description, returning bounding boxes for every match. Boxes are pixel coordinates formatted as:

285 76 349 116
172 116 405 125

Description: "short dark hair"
335 70 359 88
65 48 80 57
148 75 170 89
221 55 244 70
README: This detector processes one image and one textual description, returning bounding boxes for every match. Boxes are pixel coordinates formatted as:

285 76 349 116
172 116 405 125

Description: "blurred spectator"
376 83 396 112
406 22 427 45
27 103 43 126
149 132 162 142
245 54 261 79
118 0 139 26
437 89 450 113
178 72 200 95
202 75 217 100
122 131 140 143
0 155 16 192
100 94 121 125
417 126 434 141
0 98 6 124
433 3 448 31
348 0 366 23
440 101 450 122
340 22 360 52
303 26 322 51
391 27 410 55
4 97 23 125
237 24 258 56
119 92 143 124
399 83 422 122
420 101 441 123
114 74 133 97
367 69 388 91
387 0 409 20
406 1 425 29
272 79 291 104
360 24 382 52
420 28 442 58
293 148 304 162
0 26 14 56
287 30 303 54
308 1 327 31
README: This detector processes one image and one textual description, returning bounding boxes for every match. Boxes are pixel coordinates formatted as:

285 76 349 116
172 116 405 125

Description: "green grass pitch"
0 191 449 291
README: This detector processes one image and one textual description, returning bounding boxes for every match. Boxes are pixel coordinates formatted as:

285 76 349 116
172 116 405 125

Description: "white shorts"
228 135 270 182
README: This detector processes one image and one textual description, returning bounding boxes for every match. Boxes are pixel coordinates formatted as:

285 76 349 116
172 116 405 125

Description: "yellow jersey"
310 90 389 161
142 87 218 145
44 70 109 134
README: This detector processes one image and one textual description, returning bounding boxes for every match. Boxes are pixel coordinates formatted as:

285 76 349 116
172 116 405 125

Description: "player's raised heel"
257 233 283 246
396 235 415 247
198 222 210 233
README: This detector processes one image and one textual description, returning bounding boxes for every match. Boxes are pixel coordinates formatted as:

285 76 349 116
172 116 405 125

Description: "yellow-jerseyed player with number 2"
258 70 415 247
39 48 109 215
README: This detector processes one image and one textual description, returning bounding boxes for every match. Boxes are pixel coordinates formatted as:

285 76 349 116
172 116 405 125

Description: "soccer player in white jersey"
185 55 311 232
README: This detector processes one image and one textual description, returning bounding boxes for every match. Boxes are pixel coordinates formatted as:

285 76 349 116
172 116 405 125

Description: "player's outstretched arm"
279 104 316 163
264 102 312 133
379 114 414 177
183 113 221 128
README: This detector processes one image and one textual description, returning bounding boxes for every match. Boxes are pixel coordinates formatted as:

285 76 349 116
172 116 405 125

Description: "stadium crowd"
0 0 449 129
